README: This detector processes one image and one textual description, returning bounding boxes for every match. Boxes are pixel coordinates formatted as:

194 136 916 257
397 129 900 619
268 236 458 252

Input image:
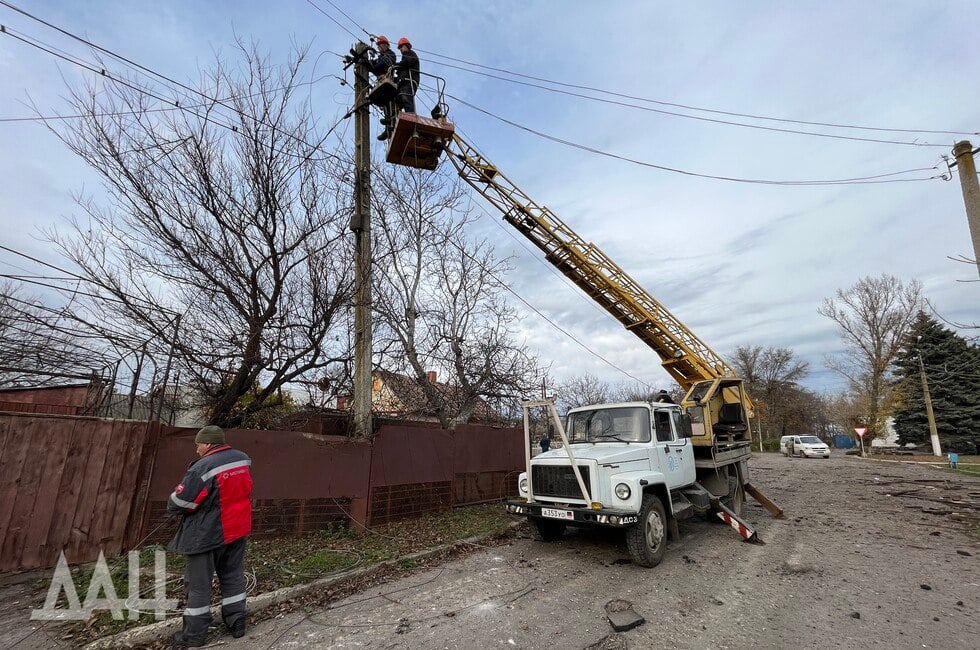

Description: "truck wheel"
723 481 744 516
532 518 566 542
627 494 667 568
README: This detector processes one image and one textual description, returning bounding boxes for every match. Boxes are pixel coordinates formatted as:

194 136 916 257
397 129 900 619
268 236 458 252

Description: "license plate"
541 508 574 520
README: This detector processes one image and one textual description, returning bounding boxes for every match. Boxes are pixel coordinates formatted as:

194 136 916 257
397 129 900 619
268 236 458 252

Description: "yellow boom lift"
378 88 783 534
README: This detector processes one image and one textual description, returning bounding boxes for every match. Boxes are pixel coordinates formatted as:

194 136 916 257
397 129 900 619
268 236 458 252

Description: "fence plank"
107 421 154 554
18 417 77 569
0 416 32 572
87 420 135 557
0 416 58 571
43 419 94 569
123 421 162 549
66 420 114 561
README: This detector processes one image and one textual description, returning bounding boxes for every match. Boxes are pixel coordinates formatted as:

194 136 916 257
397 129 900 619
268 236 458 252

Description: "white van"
781 435 830 458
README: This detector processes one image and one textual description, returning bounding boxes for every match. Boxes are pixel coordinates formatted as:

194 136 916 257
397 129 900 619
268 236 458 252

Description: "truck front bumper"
505 500 639 526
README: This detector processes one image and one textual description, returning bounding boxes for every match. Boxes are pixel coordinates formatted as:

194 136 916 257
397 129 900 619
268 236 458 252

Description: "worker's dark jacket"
368 48 396 77
395 47 420 90
167 445 253 555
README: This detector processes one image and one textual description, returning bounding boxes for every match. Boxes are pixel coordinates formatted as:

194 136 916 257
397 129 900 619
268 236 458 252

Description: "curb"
84 521 522 649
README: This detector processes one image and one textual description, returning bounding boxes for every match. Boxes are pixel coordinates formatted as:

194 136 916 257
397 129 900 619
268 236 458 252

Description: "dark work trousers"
180 537 247 641
397 81 417 114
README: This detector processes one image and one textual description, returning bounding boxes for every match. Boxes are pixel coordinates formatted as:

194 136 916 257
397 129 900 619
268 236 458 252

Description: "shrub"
761 438 781 453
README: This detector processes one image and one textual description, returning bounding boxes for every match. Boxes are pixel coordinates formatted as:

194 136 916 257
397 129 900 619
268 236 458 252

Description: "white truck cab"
507 398 770 567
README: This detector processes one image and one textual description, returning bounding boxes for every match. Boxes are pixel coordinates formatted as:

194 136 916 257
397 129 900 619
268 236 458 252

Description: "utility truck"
371 71 784 567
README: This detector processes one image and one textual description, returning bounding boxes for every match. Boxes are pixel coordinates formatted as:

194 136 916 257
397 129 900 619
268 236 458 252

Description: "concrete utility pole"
351 42 373 437
916 342 942 457
952 140 980 279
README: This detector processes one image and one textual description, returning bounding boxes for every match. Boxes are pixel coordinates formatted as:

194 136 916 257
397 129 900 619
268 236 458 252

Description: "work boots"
377 128 391 141
229 618 246 639
171 630 205 647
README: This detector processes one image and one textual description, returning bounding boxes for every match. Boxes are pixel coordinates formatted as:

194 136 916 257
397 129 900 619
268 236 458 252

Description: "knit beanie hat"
195 425 226 445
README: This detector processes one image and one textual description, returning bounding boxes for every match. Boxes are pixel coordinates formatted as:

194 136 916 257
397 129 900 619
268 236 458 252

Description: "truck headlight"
615 483 631 500
519 477 528 494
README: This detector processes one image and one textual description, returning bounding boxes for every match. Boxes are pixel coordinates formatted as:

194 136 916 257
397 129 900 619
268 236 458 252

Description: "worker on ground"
368 35 397 134
540 432 550 453
168 425 253 647
379 37 420 141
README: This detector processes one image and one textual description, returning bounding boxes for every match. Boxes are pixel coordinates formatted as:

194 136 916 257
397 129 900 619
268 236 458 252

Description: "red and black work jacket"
167 445 252 554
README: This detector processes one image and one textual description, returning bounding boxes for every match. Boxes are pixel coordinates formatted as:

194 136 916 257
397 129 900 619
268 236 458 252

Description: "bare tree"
818 274 923 440
371 163 543 428
556 373 612 412
731 345 809 439
47 43 354 426
611 381 673 404
0 281 112 388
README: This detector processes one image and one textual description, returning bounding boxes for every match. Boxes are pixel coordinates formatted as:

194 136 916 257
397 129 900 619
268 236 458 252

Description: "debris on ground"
605 599 644 633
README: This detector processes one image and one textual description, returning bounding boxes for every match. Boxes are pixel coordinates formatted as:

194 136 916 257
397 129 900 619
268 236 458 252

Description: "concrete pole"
351 43 374 438
917 351 943 457
952 141 980 279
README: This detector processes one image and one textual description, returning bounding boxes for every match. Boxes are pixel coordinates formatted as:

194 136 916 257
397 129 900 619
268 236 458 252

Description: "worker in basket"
379 36 420 141
368 35 397 135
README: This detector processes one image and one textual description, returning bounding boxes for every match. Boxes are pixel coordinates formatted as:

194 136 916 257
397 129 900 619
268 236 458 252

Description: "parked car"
782 435 830 458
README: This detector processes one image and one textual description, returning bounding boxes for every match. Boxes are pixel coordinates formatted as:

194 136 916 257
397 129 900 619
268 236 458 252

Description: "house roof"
372 369 498 423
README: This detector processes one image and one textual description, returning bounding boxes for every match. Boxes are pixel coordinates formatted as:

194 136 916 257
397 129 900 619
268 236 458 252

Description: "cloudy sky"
1 1 978 395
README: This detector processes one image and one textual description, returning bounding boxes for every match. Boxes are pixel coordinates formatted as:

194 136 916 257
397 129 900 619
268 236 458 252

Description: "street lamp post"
915 336 942 457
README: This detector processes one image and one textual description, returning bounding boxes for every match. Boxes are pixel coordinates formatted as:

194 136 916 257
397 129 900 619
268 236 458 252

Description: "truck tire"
532 517 566 542
723 480 744 516
627 494 667 568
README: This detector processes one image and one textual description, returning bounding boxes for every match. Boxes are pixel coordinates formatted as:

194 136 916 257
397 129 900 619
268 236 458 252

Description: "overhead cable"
444 91 946 186
0 3 343 163
418 49 976 139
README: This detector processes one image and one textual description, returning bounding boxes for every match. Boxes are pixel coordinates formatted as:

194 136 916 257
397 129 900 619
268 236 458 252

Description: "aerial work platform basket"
386 112 454 170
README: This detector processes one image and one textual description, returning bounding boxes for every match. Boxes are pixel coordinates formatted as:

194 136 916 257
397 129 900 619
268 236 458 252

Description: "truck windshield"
566 406 651 443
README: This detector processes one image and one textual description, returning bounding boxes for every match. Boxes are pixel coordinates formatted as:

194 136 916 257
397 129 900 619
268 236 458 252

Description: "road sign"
854 427 867 438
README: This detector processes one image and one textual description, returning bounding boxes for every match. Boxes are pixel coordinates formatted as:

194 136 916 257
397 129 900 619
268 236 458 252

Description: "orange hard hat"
376 35 389 45
397 37 411 48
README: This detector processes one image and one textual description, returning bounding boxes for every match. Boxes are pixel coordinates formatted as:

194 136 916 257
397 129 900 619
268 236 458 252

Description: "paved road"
232 453 979 650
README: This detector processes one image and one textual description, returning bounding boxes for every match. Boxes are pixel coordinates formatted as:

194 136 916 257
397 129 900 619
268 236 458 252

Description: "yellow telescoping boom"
384 114 754 449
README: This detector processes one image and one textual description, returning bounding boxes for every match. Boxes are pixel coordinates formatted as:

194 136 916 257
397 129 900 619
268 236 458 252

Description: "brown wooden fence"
0 412 523 573
0 413 161 573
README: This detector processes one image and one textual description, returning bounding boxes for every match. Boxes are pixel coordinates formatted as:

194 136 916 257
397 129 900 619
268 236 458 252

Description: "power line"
430 102 621 330
0 290 149 347
425 58 951 148
0 72 342 123
0 25 347 165
417 49 977 139
304 0 361 41
443 91 946 186
0 4 344 163
292 1 976 139
376 152 654 390
307 0 370 40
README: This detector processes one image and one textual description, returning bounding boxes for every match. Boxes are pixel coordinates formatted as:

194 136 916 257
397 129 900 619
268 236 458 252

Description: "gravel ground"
234 452 979 650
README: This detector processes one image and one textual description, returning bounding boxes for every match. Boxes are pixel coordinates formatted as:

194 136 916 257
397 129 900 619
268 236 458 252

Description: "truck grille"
532 465 592 500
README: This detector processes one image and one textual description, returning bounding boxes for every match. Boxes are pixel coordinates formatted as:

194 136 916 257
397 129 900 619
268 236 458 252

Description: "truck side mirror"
679 414 693 438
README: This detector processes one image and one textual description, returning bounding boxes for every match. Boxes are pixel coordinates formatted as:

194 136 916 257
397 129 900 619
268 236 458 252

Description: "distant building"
102 385 208 426
0 383 104 415
870 417 916 449
337 369 501 425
